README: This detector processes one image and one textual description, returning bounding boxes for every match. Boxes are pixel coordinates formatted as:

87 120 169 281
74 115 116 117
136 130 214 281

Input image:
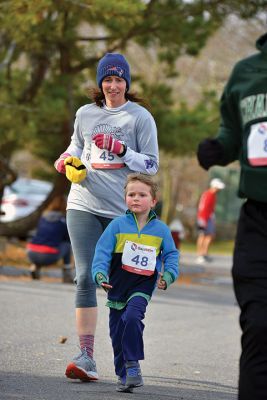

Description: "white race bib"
247 122 267 166
122 240 156 276
90 142 125 169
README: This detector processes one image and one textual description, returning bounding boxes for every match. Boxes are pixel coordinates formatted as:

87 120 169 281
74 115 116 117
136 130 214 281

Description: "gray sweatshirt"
64 101 159 218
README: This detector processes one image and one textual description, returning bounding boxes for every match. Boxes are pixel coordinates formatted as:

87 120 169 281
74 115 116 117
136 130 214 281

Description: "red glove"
54 152 71 174
93 134 123 155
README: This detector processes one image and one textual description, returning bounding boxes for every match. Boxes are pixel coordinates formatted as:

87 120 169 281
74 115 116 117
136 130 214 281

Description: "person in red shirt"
196 178 225 263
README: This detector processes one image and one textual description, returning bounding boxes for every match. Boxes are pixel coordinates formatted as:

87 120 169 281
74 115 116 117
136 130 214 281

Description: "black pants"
232 199 267 400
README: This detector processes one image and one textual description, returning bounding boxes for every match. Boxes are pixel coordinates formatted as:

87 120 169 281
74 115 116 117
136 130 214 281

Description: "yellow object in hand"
64 156 86 183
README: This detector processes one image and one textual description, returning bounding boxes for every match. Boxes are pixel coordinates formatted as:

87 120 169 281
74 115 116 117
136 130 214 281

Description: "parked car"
0 178 53 223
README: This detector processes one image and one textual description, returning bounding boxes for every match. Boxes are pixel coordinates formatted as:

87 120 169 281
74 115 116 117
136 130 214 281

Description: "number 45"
100 151 115 161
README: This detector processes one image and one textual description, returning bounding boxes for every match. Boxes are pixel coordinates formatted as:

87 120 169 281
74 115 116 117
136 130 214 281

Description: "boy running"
92 173 179 392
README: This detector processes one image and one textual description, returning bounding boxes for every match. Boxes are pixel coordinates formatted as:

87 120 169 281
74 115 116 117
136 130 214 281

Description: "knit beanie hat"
96 53 131 90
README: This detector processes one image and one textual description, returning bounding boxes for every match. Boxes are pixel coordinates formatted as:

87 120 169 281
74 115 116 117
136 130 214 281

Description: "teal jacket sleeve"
91 219 118 284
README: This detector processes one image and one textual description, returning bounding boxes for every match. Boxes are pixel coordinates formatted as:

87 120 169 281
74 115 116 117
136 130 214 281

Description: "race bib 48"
122 240 157 276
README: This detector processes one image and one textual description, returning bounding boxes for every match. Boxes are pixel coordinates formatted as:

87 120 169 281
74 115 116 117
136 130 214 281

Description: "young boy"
92 173 179 392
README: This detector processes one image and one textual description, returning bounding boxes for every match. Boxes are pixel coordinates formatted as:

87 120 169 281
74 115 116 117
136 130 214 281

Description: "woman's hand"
93 133 124 155
64 156 86 183
54 152 71 174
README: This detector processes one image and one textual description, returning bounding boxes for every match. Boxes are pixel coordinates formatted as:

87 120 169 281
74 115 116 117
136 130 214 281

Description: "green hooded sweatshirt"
216 32 267 202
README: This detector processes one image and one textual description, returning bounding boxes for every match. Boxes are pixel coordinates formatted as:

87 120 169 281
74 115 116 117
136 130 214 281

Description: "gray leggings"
67 209 112 308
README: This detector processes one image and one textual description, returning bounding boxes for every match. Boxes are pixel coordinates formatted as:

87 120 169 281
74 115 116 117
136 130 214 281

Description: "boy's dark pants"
232 200 267 400
109 296 148 378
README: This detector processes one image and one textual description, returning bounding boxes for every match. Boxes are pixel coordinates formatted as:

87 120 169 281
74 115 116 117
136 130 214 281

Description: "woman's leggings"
67 209 112 308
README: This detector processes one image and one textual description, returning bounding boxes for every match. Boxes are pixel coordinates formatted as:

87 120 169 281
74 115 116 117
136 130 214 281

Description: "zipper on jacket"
132 211 156 238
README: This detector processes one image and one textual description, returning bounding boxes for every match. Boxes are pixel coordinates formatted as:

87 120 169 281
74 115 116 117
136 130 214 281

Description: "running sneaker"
116 376 133 393
125 361 143 388
195 255 206 264
65 348 98 381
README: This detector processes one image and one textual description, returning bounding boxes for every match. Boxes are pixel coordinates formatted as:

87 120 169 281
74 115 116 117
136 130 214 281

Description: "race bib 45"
90 142 125 169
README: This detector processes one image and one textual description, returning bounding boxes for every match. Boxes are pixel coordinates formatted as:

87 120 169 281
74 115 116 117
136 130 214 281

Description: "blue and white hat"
96 53 131 90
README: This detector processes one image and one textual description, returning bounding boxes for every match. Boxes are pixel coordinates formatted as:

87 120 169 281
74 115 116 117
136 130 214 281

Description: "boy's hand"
157 272 167 290
95 273 112 293
101 282 113 293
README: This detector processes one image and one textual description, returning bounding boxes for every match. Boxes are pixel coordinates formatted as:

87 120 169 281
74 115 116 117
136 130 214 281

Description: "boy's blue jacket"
92 210 179 303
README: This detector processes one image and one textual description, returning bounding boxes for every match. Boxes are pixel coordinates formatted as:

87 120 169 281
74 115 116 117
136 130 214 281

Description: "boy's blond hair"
124 173 158 200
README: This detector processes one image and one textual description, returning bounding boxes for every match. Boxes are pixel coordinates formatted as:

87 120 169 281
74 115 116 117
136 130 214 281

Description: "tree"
0 0 265 234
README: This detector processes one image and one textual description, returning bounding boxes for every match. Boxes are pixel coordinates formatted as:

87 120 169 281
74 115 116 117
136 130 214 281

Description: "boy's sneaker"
65 348 98 381
125 361 143 388
116 376 133 393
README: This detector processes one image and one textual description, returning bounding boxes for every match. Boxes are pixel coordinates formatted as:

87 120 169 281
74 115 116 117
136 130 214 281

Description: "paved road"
0 275 240 400
180 253 233 286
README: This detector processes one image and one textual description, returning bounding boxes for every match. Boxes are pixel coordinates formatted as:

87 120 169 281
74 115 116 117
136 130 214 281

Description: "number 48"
131 255 148 267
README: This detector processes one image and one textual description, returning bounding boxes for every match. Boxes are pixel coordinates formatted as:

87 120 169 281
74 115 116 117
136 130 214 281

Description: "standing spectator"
195 178 225 264
26 195 73 283
197 32 267 400
54 53 159 381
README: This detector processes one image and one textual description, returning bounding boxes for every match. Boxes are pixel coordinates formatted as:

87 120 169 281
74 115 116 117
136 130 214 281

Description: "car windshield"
9 179 53 195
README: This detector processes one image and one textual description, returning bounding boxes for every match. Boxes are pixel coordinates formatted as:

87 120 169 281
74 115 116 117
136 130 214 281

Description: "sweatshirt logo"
240 93 267 126
92 124 123 140
145 159 155 170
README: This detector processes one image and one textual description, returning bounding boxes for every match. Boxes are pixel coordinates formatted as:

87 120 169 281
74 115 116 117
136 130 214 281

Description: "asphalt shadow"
0 371 237 400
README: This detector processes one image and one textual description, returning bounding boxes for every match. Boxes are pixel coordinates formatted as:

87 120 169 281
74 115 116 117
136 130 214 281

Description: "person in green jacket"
197 32 267 400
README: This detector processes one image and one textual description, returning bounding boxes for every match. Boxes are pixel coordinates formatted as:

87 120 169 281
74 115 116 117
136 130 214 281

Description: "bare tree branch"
77 35 114 41
0 42 16 71
18 56 50 104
